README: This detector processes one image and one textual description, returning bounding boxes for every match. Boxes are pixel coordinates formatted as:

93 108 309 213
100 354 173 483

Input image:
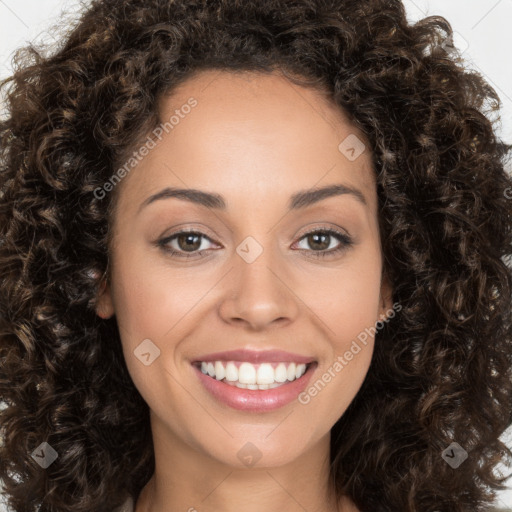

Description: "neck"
134 411 359 512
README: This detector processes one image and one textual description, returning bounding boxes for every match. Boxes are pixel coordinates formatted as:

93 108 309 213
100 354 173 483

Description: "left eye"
294 229 347 252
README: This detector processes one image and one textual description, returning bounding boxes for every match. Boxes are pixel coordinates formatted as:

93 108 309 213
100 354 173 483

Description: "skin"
96 69 393 512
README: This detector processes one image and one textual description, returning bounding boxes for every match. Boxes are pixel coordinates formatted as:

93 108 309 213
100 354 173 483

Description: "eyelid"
157 223 220 243
295 223 351 239
157 223 351 246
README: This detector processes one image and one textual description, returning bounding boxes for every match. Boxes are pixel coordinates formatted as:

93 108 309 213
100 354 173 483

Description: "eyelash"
155 226 354 260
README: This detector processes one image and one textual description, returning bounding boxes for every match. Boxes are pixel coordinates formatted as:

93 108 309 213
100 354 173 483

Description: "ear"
378 271 393 321
95 278 115 319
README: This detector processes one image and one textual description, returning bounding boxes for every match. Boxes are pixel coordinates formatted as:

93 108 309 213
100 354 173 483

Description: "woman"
1 1 511 511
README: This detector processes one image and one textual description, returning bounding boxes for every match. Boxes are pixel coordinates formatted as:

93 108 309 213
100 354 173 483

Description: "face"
97 69 392 469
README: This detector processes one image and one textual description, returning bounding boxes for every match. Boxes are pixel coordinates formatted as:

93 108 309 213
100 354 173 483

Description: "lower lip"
192 363 317 412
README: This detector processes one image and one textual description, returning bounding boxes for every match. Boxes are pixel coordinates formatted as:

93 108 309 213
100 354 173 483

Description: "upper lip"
192 349 316 364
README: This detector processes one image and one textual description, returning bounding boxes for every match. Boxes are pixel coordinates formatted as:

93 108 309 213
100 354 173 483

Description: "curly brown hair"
1 0 512 511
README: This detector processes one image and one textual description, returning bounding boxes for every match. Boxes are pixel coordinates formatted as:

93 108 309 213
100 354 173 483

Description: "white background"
1 0 511 510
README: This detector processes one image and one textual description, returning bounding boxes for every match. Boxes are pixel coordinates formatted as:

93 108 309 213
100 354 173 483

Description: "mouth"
192 360 314 390
191 354 318 412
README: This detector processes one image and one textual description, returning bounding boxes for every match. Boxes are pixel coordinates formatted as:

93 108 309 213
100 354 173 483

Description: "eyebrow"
138 183 367 213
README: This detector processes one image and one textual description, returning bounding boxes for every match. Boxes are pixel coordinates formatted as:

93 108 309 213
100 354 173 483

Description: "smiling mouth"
192 360 314 390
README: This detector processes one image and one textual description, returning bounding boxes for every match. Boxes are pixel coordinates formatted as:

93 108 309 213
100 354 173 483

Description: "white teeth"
198 360 309 388
295 363 306 379
274 363 288 382
256 363 275 384
225 362 238 382
214 361 226 381
238 362 256 384
287 363 296 381
224 380 287 390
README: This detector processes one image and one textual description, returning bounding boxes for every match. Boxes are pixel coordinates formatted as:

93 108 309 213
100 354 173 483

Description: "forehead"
115 69 376 213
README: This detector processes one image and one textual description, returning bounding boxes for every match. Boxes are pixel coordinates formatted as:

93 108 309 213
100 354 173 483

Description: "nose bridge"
218 232 299 329
236 234 280 290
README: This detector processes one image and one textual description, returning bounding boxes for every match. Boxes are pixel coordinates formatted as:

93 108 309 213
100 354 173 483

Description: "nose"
218 242 299 331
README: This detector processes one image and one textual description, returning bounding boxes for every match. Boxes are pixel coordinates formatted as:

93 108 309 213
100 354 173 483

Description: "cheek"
297 246 382 408
300 247 383 341
110 248 207 346
108 251 196 412
111 235 383 349
297 256 381 424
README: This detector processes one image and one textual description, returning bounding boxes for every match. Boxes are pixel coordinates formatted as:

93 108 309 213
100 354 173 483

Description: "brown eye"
157 230 217 258
175 232 202 252
294 228 354 259
303 232 331 251
156 227 353 260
